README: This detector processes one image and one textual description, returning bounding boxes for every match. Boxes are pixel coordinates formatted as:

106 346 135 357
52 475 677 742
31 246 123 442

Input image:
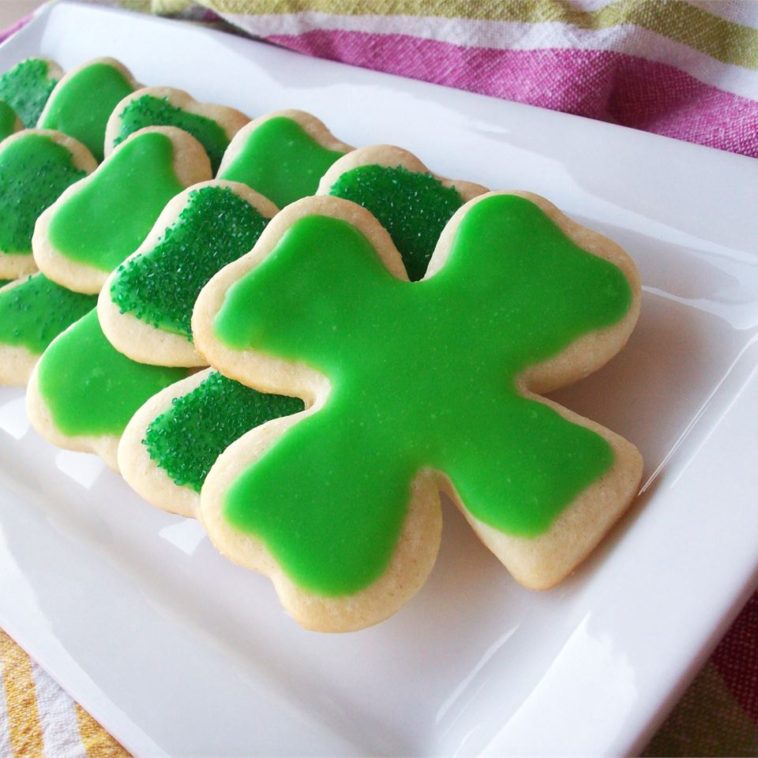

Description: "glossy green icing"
212 195 632 595
37 310 186 436
219 116 344 207
113 94 230 173
0 133 87 255
145 371 303 492
38 62 134 161
0 274 95 354
328 165 464 281
47 131 185 272
0 58 58 127
0 101 18 141
110 185 268 340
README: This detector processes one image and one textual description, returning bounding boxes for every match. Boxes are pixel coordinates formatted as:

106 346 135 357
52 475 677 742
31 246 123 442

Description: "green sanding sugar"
110 186 268 339
0 58 58 127
328 165 464 281
144 371 304 492
114 95 230 172
0 133 87 254
0 273 96 354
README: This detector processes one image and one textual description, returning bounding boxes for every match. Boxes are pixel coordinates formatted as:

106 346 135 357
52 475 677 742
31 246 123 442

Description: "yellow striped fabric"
0 631 127 758
202 0 758 68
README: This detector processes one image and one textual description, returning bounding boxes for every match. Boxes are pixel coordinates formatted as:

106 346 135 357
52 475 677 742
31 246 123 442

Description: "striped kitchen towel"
163 0 758 158
0 630 126 757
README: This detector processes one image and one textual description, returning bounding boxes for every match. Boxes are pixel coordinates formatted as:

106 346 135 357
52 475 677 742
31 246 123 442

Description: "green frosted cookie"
27 309 188 469
190 190 643 631
99 180 276 367
38 57 137 161
218 109 350 207
118 369 304 517
0 273 96 386
321 145 487 281
0 130 96 280
105 87 248 173
0 58 61 127
34 127 212 294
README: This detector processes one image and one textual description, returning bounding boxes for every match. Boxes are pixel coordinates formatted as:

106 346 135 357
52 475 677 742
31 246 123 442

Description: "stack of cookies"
0 55 643 632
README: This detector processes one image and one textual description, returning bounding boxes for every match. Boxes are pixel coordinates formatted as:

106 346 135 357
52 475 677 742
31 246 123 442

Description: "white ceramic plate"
1 2 757 755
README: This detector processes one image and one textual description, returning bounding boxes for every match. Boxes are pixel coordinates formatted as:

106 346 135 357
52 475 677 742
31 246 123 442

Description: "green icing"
219 116 344 207
47 131 185 272
0 133 87 255
37 310 186 436
0 101 18 141
0 279 10 288
38 62 134 161
212 195 632 595
0 274 95 354
110 186 268 340
329 165 464 282
145 371 303 493
0 58 58 127
113 94 230 173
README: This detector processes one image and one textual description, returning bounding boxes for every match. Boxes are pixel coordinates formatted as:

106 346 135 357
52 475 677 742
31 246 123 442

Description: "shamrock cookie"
105 87 249 173
98 180 277 366
0 130 97 279
119 369 304 517
218 110 351 207
0 273 96 386
116 155 478 514
34 126 212 294
0 58 62 127
0 102 22 142
38 57 138 161
192 193 643 631
26 310 188 468
319 145 486 280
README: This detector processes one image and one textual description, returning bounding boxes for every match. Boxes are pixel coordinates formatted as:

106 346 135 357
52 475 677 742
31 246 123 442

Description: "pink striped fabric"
270 29 758 157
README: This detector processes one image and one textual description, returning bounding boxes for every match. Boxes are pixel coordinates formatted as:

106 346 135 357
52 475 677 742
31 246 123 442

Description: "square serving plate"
1 2 757 755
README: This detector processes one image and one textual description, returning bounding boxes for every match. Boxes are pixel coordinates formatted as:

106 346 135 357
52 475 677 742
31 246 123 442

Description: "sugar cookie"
0 273 96 386
98 180 276 366
0 129 96 279
319 145 486 280
105 87 249 172
0 58 62 127
218 110 351 207
37 57 138 161
192 193 642 631
33 126 212 294
119 369 303 517
26 310 188 469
